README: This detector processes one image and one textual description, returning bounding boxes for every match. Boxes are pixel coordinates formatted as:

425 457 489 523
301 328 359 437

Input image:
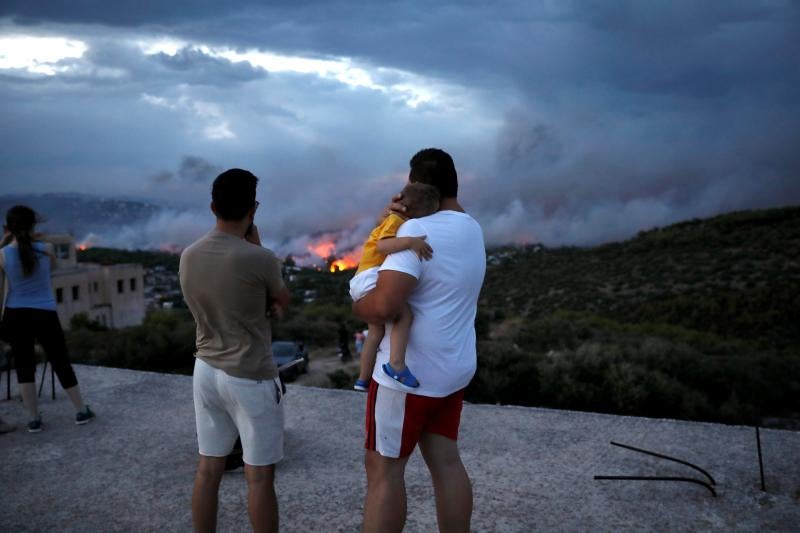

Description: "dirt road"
292 346 362 388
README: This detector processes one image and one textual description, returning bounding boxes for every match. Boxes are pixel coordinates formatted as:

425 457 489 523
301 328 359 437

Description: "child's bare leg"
358 323 385 382
388 303 413 372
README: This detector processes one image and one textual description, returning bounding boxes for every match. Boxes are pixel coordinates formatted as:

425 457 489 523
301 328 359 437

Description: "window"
72 285 79 301
117 280 124 294
130 278 137 292
56 288 63 303
54 243 70 260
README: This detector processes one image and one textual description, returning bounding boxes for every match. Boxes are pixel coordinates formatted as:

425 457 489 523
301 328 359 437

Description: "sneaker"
27 417 43 433
0 420 16 434
353 379 369 392
76 406 96 425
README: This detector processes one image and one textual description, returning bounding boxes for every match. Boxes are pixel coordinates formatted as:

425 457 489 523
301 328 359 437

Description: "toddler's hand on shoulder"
379 192 407 222
409 236 433 261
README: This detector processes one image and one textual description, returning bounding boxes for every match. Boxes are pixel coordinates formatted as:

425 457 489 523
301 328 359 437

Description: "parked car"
271 341 308 382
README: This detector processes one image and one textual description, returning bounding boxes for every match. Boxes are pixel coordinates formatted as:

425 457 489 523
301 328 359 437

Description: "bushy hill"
78 247 180 272
471 206 800 427
481 206 800 350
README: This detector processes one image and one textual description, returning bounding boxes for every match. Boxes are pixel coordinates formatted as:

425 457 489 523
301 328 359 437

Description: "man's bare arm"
0 262 5 319
43 242 56 268
0 232 8 317
353 270 417 324
272 286 290 310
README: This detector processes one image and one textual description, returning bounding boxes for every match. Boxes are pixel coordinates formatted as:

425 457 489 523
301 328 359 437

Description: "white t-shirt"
373 210 486 397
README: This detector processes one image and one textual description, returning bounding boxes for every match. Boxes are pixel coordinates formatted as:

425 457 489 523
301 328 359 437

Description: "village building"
47 234 145 330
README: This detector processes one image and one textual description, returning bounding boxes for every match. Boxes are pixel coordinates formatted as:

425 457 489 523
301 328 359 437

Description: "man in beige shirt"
180 168 290 533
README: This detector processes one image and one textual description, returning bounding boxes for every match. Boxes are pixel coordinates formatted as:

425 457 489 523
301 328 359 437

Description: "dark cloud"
151 171 173 183
1 1 798 248
149 156 220 185
462 97 800 245
177 156 220 183
0 1 266 26
152 47 266 86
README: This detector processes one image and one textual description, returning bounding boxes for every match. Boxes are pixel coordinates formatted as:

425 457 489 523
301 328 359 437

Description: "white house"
47 234 145 330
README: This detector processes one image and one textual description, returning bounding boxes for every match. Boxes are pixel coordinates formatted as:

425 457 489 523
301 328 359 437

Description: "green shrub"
70 312 107 332
467 341 544 406
327 369 358 389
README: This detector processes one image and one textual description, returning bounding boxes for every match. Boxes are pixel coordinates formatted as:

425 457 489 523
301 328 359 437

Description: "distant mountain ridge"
0 193 161 238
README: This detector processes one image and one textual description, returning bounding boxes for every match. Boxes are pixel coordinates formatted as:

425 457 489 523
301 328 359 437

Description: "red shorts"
365 380 465 458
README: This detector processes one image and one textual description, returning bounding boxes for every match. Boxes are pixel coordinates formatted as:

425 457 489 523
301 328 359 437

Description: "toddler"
350 182 440 391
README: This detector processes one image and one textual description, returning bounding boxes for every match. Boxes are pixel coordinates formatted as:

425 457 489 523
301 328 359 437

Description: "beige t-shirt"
179 230 285 380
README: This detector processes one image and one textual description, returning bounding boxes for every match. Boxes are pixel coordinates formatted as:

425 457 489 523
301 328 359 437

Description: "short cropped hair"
211 168 258 221
409 148 458 198
401 182 440 219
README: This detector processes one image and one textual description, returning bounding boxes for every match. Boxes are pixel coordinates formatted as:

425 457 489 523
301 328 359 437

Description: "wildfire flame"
329 250 360 272
329 260 349 272
307 238 360 272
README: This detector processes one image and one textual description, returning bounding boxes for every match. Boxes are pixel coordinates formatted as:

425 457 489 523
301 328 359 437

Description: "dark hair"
211 168 259 221
5 205 42 276
400 183 440 218
409 148 458 198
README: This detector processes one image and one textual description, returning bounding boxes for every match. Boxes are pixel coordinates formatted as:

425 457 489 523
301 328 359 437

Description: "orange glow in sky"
307 240 336 258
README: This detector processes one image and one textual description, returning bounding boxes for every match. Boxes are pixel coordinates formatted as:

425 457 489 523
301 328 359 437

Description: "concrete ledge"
1 364 798 531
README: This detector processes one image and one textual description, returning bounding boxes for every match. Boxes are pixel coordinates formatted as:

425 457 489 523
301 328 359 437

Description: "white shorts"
349 266 379 301
193 358 284 466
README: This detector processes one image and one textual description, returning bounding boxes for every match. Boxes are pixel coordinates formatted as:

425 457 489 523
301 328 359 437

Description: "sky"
1 1 798 260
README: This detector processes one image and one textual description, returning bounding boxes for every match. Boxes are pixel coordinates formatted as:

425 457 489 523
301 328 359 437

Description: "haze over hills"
0 193 160 242
68 204 800 426
0 193 366 262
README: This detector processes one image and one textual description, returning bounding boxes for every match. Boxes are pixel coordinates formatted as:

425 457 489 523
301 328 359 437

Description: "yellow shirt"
357 213 406 273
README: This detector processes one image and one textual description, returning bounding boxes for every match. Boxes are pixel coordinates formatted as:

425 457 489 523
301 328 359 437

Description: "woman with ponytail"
0 205 95 432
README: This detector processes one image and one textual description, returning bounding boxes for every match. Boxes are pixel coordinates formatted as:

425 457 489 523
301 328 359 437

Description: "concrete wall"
49 233 78 269
52 264 144 330
46 233 145 330
52 266 107 328
104 264 146 329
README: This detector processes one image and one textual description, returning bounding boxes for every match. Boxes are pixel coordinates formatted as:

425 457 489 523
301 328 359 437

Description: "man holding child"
354 148 486 532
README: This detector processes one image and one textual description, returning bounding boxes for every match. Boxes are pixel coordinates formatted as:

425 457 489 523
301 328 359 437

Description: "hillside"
78 247 180 272
481 206 800 350
469 206 799 427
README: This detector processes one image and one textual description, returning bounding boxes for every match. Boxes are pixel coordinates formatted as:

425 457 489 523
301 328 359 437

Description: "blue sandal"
382 363 420 388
